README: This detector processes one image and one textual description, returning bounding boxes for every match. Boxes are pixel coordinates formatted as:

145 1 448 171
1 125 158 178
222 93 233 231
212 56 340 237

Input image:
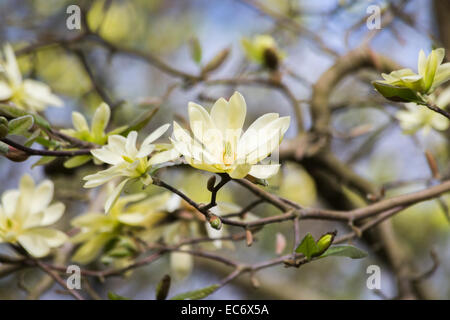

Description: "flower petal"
0 81 12 100
141 123 170 146
248 164 280 179
40 202 65 226
91 102 110 138
210 91 246 135
104 178 130 213
30 180 54 214
72 112 89 132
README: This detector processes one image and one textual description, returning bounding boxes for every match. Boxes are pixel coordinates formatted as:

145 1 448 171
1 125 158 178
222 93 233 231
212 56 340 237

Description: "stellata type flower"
71 191 171 264
375 48 450 95
241 35 285 70
396 88 450 135
83 125 178 213
171 91 290 180
60 102 127 168
61 102 126 145
0 44 63 112
0 174 67 257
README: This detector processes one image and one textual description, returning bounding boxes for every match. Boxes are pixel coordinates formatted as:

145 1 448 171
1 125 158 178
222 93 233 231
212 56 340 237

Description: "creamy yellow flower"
83 126 178 212
396 89 450 135
0 174 67 257
0 44 63 112
61 102 127 168
71 191 170 264
377 48 450 94
61 102 126 145
171 91 290 179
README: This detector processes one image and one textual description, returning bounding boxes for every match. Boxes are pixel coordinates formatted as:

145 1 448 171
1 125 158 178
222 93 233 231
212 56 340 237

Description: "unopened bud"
207 175 216 192
315 230 337 256
209 215 222 230
263 47 279 71
5 146 29 162
246 229 253 247
0 117 8 138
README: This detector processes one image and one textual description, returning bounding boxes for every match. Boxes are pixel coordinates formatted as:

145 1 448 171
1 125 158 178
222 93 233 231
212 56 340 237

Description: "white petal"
418 50 426 76
104 178 130 213
3 44 22 86
125 131 138 157
107 135 127 154
0 81 12 100
148 148 180 165
1 190 19 217
23 79 63 107
17 233 50 258
211 91 246 134
136 144 155 158
40 202 65 226
91 148 123 165
248 164 280 179
188 102 219 145
141 123 170 146
30 180 54 214
91 102 110 137
72 112 89 132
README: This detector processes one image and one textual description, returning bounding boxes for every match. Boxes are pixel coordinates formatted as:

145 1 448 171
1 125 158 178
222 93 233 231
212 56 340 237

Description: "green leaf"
121 107 159 136
32 156 56 168
64 155 91 168
320 245 368 259
295 233 319 260
170 284 219 300
0 104 50 129
24 129 41 147
189 37 202 65
107 292 130 300
8 115 34 135
372 81 425 104
155 274 171 300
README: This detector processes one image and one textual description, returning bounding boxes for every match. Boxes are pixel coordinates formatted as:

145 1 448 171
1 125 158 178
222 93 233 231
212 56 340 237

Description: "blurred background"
0 0 449 299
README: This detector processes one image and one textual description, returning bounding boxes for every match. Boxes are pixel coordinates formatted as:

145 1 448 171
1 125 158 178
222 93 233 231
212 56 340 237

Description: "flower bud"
0 116 8 138
209 215 222 230
207 175 216 192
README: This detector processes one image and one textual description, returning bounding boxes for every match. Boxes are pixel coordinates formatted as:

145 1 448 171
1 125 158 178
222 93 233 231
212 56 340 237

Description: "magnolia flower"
171 91 290 180
376 48 450 95
83 126 178 212
0 174 67 257
71 191 170 264
0 44 63 112
396 89 450 135
60 102 126 168
241 35 285 69
61 102 126 145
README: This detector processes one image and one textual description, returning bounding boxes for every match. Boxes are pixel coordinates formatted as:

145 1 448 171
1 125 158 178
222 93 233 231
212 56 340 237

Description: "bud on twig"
4 145 29 162
263 47 279 71
207 175 216 192
155 274 171 300
209 215 222 230
425 150 440 179
201 48 230 75
0 116 8 138
275 232 286 255
246 229 253 247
